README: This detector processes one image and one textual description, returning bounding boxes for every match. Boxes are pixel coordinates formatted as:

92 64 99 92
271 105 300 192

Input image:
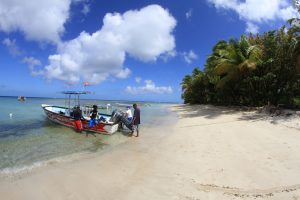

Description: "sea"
0 96 175 176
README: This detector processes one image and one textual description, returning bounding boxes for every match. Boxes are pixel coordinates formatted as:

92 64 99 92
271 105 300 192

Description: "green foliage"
293 97 300 108
181 14 300 108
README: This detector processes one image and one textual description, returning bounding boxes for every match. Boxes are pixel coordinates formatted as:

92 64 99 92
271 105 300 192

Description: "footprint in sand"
196 183 300 198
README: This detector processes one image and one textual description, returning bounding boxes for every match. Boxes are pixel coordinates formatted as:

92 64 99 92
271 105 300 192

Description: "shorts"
75 120 83 131
89 118 97 128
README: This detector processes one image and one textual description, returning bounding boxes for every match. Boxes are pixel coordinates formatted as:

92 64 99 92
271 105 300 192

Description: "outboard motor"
110 109 121 123
110 109 133 131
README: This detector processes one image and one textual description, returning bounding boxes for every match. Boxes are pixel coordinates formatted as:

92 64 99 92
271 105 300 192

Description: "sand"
1 104 300 200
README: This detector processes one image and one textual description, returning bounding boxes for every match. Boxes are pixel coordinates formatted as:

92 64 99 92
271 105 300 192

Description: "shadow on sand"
173 104 299 126
172 104 241 119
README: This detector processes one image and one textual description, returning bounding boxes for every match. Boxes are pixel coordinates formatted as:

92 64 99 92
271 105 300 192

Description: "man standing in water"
131 103 140 137
72 106 84 133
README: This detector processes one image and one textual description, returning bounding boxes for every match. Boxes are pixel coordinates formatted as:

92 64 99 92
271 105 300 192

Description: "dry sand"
1 104 300 200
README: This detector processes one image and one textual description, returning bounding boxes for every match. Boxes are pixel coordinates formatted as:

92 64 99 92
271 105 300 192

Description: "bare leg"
136 127 139 137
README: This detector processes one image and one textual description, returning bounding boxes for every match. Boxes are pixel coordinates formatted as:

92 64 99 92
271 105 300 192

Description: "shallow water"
0 97 175 174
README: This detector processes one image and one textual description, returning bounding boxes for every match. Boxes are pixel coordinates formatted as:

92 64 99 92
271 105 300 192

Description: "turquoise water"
0 97 174 174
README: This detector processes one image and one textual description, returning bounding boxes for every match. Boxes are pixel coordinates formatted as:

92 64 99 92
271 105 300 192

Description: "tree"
213 35 262 89
181 2 300 107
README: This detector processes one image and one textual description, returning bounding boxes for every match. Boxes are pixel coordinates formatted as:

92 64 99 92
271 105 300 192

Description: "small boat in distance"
115 103 132 108
41 91 120 134
18 96 26 101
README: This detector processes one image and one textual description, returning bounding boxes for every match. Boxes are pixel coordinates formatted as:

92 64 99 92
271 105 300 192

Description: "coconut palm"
213 35 263 89
181 74 192 103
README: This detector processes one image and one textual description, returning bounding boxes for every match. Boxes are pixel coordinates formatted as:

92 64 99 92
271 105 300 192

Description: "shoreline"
1 104 300 199
0 104 177 179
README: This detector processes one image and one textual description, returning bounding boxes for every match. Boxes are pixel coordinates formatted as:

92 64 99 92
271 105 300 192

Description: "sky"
0 0 298 102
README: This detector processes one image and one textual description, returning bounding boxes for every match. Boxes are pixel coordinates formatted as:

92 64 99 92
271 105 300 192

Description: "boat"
41 91 121 134
18 96 26 101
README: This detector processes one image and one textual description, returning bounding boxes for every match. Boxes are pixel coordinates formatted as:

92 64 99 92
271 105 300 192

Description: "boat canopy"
62 91 92 95
62 91 93 109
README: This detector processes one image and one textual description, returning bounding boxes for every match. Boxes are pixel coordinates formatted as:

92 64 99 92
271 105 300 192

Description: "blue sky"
0 0 298 102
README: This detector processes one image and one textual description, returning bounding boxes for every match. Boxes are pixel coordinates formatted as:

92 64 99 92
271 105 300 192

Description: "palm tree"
181 75 192 103
181 68 211 104
213 35 263 89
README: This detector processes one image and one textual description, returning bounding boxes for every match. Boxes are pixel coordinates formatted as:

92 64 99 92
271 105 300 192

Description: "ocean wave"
0 152 91 179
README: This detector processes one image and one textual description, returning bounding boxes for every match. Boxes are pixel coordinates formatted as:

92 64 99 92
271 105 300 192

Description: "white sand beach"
1 104 300 200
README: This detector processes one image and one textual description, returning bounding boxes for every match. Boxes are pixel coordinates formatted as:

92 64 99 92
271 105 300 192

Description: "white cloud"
279 6 299 20
245 22 259 34
115 5 177 62
23 56 41 67
126 80 173 94
207 0 300 33
135 77 142 83
0 0 72 43
2 38 23 56
160 49 177 62
182 50 198 64
114 68 131 79
22 56 44 76
81 3 90 15
186 9 193 19
41 5 176 85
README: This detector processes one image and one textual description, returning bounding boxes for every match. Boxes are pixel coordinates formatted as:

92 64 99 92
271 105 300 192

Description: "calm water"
0 97 174 174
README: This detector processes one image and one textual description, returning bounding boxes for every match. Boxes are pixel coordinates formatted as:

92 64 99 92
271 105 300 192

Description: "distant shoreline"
0 95 181 104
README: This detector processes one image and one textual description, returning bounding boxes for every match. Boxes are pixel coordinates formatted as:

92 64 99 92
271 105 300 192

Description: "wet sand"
1 104 300 200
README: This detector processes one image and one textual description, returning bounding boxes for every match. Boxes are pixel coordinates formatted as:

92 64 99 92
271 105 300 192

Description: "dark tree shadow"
173 104 241 119
173 104 299 128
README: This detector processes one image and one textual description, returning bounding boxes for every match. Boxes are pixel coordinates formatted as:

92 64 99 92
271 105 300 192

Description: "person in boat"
72 106 84 133
130 103 140 137
89 105 98 128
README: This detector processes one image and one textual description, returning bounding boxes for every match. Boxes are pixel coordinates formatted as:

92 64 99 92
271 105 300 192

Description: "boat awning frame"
62 91 92 95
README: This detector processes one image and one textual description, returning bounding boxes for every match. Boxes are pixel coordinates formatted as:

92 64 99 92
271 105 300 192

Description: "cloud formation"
43 5 176 84
135 77 142 83
182 50 198 64
2 38 23 56
81 3 90 15
186 9 193 19
0 0 72 43
207 0 299 33
22 57 43 76
126 80 173 94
